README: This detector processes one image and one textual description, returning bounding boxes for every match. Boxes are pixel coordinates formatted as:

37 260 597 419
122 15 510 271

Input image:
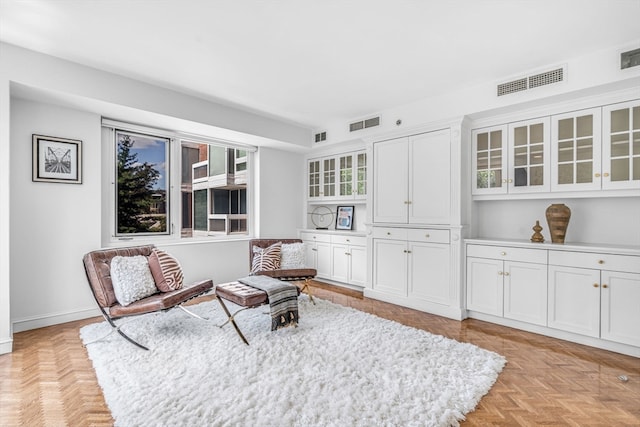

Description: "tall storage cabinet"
373 129 451 225
367 123 465 321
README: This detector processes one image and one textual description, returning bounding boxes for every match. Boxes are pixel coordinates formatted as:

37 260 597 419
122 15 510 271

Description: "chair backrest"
83 245 155 308
248 239 302 270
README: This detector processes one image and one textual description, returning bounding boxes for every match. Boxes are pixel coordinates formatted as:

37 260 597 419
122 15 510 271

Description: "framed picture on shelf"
32 134 82 184
336 205 354 230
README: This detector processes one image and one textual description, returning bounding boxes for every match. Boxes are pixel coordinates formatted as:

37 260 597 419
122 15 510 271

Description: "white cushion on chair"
280 243 306 269
110 255 158 306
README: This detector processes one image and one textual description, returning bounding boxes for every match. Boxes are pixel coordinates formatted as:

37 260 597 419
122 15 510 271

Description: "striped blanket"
238 275 299 330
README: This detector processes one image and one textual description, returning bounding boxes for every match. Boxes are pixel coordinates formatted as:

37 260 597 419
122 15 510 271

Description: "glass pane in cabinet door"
611 158 630 181
576 115 593 138
530 166 544 186
558 164 573 184
514 168 527 186
323 158 335 196
558 140 574 162
477 171 489 189
477 133 488 151
633 157 640 180
530 124 544 143
514 147 527 166
490 149 502 168
633 132 640 155
356 153 366 195
477 153 488 170
611 134 630 157
490 130 502 148
633 106 640 129
514 126 527 146
611 108 630 133
492 169 502 187
558 118 574 140
530 147 543 165
576 162 592 183
576 138 593 160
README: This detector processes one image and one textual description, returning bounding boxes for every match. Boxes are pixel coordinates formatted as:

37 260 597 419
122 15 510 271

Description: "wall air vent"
497 66 566 96
497 78 528 96
350 116 380 132
314 131 327 143
528 68 564 89
621 48 640 69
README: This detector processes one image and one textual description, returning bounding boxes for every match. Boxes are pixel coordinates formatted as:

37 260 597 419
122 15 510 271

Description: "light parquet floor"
1 280 639 426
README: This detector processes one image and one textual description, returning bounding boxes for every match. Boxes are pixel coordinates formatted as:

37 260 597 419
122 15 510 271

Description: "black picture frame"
336 205 354 230
32 134 82 184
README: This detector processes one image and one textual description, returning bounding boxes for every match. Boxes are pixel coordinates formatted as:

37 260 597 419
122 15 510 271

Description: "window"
104 120 253 242
115 130 169 236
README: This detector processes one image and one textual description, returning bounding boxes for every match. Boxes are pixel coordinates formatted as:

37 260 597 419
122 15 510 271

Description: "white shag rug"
80 296 505 427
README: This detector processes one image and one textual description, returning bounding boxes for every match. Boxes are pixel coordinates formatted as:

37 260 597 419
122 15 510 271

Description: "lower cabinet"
301 231 366 288
466 245 547 326
466 240 640 356
370 226 455 315
548 251 640 348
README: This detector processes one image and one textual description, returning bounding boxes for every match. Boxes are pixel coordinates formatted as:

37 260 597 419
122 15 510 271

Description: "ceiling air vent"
497 66 566 96
314 131 327 143
350 116 380 132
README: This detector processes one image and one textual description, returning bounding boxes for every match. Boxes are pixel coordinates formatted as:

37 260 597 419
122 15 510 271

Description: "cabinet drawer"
467 244 547 264
331 234 366 246
549 251 640 274
407 228 449 244
372 227 408 240
300 232 331 243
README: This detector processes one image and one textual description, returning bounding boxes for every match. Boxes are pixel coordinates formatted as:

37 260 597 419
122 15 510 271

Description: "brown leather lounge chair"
248 239 317 303
83 245 213 350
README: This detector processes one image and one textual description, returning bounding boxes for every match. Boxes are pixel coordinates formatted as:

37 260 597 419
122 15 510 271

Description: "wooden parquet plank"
0 280 638 426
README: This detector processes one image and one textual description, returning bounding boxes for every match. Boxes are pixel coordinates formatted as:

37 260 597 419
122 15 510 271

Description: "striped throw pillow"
148 249 184 292
251 242 282 274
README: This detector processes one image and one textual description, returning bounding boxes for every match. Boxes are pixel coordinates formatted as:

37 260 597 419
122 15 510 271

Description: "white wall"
0 43 311 352
473 197 640 246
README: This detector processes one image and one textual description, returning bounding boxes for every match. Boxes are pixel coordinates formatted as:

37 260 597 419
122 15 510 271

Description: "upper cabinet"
602 100 640 190
472 98 640 198
373 129 451 224
308 150 367 201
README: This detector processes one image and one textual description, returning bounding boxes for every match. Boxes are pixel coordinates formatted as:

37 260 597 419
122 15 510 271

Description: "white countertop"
465 238 640 256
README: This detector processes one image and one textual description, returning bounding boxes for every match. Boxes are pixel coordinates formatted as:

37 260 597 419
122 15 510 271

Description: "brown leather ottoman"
214 281 269 345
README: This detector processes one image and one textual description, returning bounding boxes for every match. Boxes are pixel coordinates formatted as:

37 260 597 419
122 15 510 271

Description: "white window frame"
102 118 256 245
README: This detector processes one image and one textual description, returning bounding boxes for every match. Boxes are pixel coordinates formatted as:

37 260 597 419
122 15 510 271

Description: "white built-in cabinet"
466 240 640 356
373 129 451 225
466 245 547 326
308 150 367 201
547 250 640 348
472 98 640 197
301 231 366 288
371 227 451 306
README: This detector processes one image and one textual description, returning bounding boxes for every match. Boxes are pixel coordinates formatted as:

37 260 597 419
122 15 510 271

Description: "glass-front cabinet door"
602 100 640 190
322 157 336 198
508 117 550 193
472 125 507 195
308 159 321 199
337 154 353 198
355 151 367 200
551 108 602 191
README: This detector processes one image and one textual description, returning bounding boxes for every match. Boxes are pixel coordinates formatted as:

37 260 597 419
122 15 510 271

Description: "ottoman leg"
216 296 250 345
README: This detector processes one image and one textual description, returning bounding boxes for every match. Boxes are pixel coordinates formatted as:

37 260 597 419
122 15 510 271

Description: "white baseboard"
0 338 13 355
12 307 102 333
363 288 466 320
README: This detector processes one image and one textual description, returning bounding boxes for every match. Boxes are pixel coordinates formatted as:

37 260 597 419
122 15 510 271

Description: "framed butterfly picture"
32 134 82 184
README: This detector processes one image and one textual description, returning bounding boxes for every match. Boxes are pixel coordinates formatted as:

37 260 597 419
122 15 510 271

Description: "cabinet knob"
594 173 601 178
498 271 503 275
312 248 317 252
502 179 507 183
425 234 430 238
602 284 608 289
508 179 513 183
598 259 604 265
603 172 610 177
387 232 391 235
345 252 351 256
593 283 599 288
500 251 507 256
504 272 510 276
346 239 350 242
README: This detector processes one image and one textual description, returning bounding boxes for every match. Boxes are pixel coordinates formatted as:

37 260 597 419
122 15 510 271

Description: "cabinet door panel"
409 130 451 224
548 265 600 337
504 261 547 326
372 239 407 296
466 257 503 316
409 242 450 305
350 245 367 287
303 241 317 269
601 271 640 347
508 117 551 193
316 242 332 278
331 244 349 283
602 100 640 190
373 138 408 223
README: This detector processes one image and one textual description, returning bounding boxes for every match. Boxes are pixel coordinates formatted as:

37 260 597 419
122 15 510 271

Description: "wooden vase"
545 204 571 244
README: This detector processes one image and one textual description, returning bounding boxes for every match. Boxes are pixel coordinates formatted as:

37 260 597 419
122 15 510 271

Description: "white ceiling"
1 0 639 130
